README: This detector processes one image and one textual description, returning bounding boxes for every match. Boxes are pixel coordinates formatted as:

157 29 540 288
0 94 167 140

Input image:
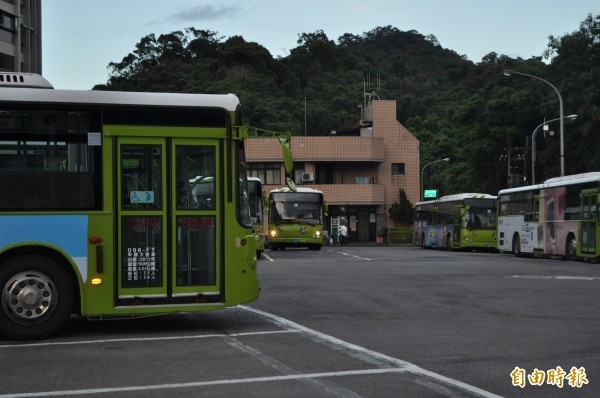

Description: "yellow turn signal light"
91 278 103 285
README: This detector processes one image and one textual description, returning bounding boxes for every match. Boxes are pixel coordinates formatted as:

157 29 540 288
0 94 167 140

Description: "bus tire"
0 255 73 340
446 234 452 250
566 234 577 261
309 245 321 251
512 234 521 257
256 250 263 259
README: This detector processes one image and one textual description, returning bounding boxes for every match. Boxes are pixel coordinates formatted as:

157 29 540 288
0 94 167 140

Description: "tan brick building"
245 99 420 244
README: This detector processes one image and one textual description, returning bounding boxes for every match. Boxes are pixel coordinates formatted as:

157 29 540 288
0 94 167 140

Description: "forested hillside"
96 14 600 195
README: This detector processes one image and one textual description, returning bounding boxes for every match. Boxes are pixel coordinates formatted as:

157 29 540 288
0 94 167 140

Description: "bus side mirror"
324 202 329 217
278 136 296 192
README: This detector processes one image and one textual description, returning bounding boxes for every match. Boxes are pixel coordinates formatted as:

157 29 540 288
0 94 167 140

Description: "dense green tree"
95 14 600 194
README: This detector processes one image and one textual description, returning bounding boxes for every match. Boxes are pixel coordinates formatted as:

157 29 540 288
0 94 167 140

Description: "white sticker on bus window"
88 132 102 146
130 191 155 204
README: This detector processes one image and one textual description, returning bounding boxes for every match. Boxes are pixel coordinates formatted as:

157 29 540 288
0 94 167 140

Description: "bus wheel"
270 244 278 251
0 255 73 340
256 250 263 259
566 235 577 261
512 234 521 257
446 235 452 250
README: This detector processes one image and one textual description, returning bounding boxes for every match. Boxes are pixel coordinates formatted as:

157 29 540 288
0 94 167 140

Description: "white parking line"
0 329 297 349
0 309 501 398
0 369 406 398
328 250 372 261
240 306 502 398
262 252 274 262
511 275 600 281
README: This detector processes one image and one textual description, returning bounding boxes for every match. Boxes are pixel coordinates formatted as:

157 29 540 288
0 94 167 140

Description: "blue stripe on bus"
0 215 88 277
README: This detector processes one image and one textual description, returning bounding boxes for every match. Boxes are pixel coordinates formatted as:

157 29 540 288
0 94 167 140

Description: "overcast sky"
42 0 599 90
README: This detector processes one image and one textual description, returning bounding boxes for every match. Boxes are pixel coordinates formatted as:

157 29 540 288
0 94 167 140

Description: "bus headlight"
270 230 277 238
315 230 321 237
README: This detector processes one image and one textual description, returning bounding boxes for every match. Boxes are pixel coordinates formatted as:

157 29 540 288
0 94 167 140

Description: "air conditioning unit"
301 172 314 182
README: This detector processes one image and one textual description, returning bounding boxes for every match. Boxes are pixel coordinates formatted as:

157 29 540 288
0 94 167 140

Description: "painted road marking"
511 275 600 281
328 250 372 261
0 308 501 398
0 330 297 349
0 369 407 398
241 306 501 398
262 252 274 262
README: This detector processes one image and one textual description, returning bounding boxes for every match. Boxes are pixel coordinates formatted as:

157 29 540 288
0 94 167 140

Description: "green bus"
414 193 498 250
268 187 325 251
247 177 265 259
0 73 289 340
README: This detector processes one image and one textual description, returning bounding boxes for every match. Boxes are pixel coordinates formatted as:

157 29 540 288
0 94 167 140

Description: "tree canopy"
96 14 600 196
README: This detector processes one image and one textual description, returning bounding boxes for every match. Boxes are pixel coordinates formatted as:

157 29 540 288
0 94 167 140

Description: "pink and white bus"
497 172 600 260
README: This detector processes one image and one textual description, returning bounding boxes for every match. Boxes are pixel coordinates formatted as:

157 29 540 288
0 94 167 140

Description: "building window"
0 29 15 45
0 53 13 71
392 163 405 175
293 162 305 184
1 13 16 31
247 162 281 185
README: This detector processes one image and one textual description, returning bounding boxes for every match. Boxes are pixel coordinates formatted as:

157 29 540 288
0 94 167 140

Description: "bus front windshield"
465 207 497 229
269 192 322 224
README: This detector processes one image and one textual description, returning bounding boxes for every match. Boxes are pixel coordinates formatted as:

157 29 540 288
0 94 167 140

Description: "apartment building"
0 0 41 73
245 98 420 244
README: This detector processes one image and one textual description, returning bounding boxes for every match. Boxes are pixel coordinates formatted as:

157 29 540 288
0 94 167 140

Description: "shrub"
387 227 413 244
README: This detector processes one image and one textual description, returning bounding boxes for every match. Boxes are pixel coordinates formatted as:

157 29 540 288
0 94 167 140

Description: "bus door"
580 189 599 256
453 206 462 247
117 137 221 306
533 195 543 251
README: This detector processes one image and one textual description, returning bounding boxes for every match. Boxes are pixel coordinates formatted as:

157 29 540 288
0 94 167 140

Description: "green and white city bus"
0 73 291 339
268 187 325 251
414 193 498 250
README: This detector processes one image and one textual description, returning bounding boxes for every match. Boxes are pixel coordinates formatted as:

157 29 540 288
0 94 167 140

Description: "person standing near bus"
339 222 348 246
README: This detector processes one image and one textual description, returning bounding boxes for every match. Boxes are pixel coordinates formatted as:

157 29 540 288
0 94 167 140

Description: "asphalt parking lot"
1 246 598 397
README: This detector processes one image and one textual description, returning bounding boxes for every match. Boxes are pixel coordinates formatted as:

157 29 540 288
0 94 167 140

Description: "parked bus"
414 193 498 250
497 172 600 260
268 187 325 251
247 177 265 259
0 73 292 339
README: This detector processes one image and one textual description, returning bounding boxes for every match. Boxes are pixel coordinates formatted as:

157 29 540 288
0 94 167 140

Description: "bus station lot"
1 246 599 397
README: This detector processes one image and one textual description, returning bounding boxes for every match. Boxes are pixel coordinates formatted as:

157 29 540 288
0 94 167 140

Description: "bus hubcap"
2 272 55 323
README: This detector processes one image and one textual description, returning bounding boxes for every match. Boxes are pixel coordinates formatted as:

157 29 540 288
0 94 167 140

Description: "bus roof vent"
0 73 54 89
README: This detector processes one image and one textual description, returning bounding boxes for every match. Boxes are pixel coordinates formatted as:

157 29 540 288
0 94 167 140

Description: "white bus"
497 172 600 260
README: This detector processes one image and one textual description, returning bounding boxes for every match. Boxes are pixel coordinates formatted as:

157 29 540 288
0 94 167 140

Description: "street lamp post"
531 114 577 184
503 69 565 176
421 158 450 201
